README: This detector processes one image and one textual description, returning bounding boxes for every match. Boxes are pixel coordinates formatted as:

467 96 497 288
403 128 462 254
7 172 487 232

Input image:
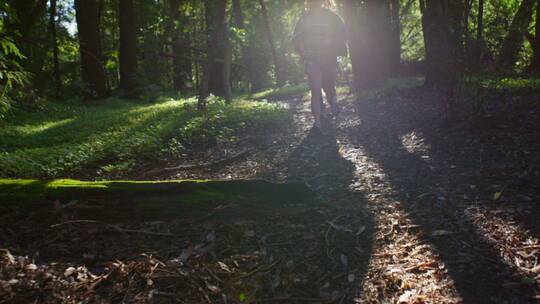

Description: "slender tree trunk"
232 0 261 92
199 0 231 107
532 0 540 72
476 0 484 44
75 0 107 99
259 0 285 87
475 0 485 64
447 0 467 70
419 0 457 88
343 0 362 90
498 0 535 71
463 0 473 57
222 30 233 102
119 0 138 96
198 3 210 111
169 0 192 92
49 0 61 99
389 0 401 74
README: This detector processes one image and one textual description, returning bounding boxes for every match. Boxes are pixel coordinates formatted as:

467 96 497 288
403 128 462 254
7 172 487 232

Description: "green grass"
481 77 540 92
251 84 309 101
0 178 317 220
0 96 291 178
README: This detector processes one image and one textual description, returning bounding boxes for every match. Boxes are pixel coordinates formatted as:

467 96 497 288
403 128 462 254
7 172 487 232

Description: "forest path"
279 89 540 303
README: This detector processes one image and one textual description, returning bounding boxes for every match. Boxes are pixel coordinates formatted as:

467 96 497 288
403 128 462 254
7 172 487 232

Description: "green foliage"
0 37 29 118
399 0 425 61
483 77 540 91
166 96 291 151
0 96 291 178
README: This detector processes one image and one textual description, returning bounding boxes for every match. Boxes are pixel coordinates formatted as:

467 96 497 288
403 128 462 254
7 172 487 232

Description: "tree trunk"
259 0 285 87
498 0 535 72
75 0 107 99
419 0 457 88
119 0 138 96
343 0 363 90
10 0 48 39
169 0 192 92
344 0 391 90
476 0 484 45
389 0 401 75
232 0 261 92
532 0 540 72
49 0 61 99
222 30 233 102
199 0 231 107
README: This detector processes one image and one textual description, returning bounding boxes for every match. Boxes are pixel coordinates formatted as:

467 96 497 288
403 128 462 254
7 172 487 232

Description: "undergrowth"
0 96 291 178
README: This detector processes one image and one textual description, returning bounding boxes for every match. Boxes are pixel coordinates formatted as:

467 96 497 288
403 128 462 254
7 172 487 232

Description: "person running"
293 0 347 131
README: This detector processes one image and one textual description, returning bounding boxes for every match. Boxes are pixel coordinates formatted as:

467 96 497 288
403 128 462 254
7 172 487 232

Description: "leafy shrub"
0 37 30 118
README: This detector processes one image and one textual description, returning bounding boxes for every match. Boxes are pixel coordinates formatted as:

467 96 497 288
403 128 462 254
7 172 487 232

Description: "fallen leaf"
218 261 231 272
493 192 502 201
206 283 220 293
64 267 76 277
398 290 414 303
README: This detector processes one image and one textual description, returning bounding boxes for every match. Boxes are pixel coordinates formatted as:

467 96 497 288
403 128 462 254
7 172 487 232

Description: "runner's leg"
322 58 340 115
307 61 323 129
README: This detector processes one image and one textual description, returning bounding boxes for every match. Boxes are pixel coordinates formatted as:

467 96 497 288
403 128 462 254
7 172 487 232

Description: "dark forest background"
1 0 540 111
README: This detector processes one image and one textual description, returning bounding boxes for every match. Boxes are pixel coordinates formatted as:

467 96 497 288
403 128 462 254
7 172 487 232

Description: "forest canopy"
1 0 539 114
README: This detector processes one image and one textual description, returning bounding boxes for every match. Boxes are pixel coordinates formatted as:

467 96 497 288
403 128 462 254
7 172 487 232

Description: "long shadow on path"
285 125 375 300
344 93 538 303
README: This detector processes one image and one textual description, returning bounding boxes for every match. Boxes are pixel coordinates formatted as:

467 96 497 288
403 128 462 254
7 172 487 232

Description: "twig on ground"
139 149 251 178
239 258 283 279
50 220 187 237
252 297 331 303
325 215 346 259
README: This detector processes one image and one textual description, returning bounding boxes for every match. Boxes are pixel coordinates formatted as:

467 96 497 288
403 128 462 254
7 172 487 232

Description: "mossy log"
0 179 318 220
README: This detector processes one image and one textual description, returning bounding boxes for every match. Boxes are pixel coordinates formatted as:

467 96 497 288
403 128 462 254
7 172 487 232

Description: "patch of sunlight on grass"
0 95 291 178
5 118 75 137
251 84 309 100
0 98 198 177
484 77 540 91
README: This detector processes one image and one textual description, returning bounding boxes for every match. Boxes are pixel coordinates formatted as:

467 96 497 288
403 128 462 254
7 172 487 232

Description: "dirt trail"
166 88 540 303
3 89 539 303
263 89 540 303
